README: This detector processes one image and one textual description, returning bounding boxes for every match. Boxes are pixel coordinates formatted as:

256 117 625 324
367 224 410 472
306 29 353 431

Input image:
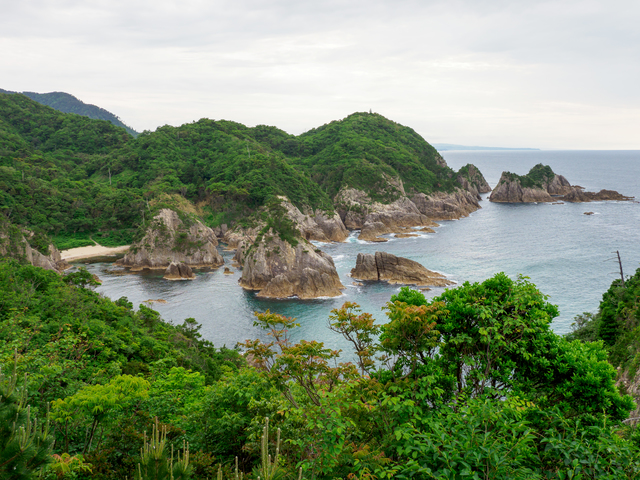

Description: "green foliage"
135 418 192 480
288 112 457 201
501 163 556 189
0 359 53 480
17 91 138 137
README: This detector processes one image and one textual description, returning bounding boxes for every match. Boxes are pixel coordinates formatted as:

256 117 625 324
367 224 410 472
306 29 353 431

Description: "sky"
1 0 639 149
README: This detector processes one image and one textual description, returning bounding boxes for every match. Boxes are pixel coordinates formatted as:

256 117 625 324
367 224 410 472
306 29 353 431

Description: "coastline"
61 244 130 261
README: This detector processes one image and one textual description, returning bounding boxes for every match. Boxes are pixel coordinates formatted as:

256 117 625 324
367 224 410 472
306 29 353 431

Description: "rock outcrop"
564 188 634 202
489 165 633 203
118 209 224 270
350 252 454 287
163 262 196 280
239 231 344 299
279 198 349 242
0 219 68 272
411 190 482 221
335 188 439 241
457 164 492 198
335 167 488 240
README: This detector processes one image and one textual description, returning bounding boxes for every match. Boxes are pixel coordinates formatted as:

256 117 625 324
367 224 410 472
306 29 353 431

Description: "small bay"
83 149 640 353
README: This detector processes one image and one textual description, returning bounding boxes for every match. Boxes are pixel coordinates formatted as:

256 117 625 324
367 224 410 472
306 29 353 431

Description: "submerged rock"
350 252 454 287
163 262 196 280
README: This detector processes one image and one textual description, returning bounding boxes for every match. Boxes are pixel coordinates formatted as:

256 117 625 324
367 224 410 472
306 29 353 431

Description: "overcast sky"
2 0 639 149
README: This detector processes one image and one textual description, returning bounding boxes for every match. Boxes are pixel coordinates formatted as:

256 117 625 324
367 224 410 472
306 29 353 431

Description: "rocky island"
490 164 633 203
351 251 454 287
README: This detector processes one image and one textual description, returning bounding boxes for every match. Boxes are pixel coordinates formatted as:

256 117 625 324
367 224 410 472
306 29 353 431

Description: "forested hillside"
0 94 478 251
2 260 639 479
0 88 138 136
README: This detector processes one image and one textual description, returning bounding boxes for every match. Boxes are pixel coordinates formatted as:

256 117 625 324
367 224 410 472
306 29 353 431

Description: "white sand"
61 245 130 261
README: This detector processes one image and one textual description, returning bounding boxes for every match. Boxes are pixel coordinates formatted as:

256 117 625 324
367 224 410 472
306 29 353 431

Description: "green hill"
0 88 138 136
0 94 483 249
284 112 457 202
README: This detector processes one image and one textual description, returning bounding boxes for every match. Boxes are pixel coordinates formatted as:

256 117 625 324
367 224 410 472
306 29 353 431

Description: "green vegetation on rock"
502 163 556 189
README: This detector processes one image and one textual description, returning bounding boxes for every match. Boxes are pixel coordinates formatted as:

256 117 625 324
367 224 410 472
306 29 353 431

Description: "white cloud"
1 0 639 148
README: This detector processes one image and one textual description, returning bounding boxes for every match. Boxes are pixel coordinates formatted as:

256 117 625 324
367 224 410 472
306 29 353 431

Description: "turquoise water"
82 150 640 354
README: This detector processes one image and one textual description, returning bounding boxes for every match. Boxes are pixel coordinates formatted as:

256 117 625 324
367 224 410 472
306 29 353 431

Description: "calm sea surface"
81 150 640 354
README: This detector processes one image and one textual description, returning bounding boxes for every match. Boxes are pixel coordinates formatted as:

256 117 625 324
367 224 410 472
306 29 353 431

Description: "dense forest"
0 89 138 137
0 93 474 250
2 259 640 479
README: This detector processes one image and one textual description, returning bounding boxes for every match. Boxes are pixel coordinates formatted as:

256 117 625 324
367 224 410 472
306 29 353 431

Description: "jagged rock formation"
0 219 68 272
456 164 492 198
411 190 482 221
350 252 454 287
239 231 344 299
335 188 437 241
118 209 224 270
163 262 196 280
490 164 633 203
279 197 349 242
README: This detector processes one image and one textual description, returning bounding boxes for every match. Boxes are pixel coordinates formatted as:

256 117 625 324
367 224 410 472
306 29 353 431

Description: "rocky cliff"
279 197 349 242
118 209 224 270
457 164 492 198
239 230 344 299
0 219 68 272
350 251 454 287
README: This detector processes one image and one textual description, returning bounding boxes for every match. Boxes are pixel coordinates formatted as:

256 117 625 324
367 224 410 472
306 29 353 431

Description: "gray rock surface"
351 252 454 287
0 219 68 272
163 262 196 280
239 232 344 299
118 209 224 270
490 172 633 203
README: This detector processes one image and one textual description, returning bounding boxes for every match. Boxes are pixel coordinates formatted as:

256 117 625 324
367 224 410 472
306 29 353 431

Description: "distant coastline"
433 143 539 151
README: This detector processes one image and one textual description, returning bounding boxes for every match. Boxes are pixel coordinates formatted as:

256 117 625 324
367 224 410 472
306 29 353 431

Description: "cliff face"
489 176 555 203
118 209 224 270
279 198 349 242
350 251 454 287
0 219 68 272
457 164 492 198
239 232 344 299
334 165 487 241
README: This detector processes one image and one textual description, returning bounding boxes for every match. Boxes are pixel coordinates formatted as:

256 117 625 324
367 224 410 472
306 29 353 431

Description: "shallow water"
81 150 640 354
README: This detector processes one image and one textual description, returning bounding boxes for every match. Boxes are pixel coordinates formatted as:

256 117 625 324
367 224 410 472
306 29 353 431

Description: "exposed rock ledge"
118 208 224 271
350 252 454 287
336 181 485 241
238 232 344 299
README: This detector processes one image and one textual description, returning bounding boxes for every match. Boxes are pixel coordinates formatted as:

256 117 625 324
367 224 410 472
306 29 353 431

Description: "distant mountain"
432 143 539 151
0 88 138 136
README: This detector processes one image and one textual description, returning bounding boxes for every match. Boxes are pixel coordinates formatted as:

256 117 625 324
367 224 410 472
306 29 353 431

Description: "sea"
80 150 640 355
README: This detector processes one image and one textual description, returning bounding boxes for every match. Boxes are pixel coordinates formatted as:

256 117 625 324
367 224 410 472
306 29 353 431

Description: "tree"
0 359 53 479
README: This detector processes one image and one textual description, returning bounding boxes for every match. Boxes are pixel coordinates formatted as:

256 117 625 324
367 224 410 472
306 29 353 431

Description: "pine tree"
0 360 53 480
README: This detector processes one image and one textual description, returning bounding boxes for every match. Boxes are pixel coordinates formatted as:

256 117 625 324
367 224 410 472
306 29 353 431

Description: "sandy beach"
61 245 130 261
